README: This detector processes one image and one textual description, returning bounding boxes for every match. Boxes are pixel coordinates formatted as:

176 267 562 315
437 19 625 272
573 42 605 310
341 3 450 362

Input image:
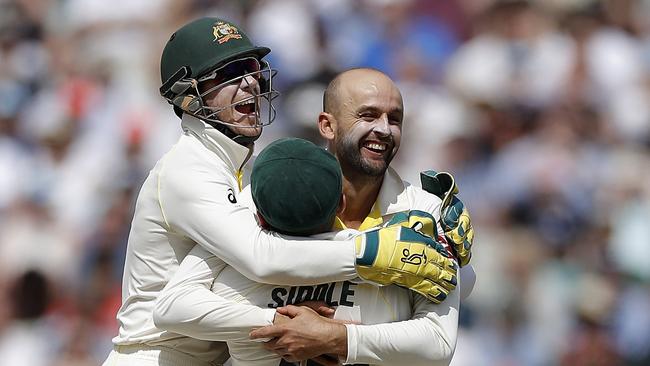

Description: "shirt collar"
333 166 411 231
181 114 253 171
375 166 411 216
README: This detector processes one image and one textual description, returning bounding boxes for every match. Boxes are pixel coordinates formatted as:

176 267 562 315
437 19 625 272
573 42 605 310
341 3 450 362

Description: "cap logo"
212 21 242 44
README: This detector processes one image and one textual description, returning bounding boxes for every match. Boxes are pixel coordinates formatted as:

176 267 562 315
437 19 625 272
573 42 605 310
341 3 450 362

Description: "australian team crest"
212 21 242 44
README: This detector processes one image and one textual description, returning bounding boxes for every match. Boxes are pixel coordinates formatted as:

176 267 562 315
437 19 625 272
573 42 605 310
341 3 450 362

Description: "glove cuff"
354 230 379 266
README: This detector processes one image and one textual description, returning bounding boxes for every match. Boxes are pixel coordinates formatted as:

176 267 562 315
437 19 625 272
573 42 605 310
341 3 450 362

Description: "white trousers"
102 344 223 366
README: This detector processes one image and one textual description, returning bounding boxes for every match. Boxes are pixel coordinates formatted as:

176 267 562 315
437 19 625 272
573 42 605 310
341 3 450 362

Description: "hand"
420 170 474 267
384 209 438 239
250 305 347 363
354 221 458 303
273 312 290 325
295 300 335 318
440 196 473 267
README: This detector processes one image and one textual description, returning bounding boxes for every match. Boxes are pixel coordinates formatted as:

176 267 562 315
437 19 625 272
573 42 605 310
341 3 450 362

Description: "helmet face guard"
160 56 279 131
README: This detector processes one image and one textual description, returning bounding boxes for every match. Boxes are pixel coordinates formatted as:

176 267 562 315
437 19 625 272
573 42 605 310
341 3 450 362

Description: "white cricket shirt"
156 166 473 365
112 114 357 364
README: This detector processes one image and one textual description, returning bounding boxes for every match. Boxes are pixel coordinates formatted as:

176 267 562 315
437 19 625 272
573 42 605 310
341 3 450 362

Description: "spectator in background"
0 1 649 365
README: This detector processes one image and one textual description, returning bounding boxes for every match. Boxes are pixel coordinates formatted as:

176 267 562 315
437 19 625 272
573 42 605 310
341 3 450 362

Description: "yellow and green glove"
355 218 458 303
420 170 474 267
384 209 438 240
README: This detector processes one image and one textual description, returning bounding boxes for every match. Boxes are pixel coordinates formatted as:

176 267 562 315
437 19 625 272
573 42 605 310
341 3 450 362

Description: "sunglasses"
198 58 263 85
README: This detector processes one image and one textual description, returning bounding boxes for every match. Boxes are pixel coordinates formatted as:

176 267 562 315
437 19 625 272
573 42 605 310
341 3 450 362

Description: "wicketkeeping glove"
355 221 458 303
384 209 438 239
420 170 474 267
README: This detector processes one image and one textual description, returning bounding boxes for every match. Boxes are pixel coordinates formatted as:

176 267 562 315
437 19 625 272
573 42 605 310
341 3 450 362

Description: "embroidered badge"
212 21 242 44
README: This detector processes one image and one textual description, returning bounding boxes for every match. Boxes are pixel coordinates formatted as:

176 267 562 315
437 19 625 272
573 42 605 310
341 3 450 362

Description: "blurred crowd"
0 0 649 365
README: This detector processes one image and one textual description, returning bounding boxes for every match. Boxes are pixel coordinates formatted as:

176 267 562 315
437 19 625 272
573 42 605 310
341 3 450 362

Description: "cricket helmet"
159 17 278 142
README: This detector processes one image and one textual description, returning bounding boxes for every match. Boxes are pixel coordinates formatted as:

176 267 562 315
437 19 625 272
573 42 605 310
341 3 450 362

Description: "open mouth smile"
362 141 389 157
234 99 256 115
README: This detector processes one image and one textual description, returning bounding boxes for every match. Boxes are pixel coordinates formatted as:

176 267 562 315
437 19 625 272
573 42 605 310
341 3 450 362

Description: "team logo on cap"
212 21 242 44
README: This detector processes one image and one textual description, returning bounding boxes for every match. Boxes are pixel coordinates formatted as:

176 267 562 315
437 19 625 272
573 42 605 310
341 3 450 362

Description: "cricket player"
103 18 458 366
154 68 475 365
212 136 461 366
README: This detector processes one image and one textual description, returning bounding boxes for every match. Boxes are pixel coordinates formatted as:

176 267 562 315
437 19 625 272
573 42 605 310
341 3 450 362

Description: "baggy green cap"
252 138 342 236
160 17 270 84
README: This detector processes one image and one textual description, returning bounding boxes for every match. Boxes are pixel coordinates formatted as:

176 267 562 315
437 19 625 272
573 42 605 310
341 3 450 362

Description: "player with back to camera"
209 137 462 366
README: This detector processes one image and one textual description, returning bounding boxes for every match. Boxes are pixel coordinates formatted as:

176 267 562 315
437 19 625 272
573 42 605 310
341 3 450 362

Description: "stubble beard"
337 133 391 177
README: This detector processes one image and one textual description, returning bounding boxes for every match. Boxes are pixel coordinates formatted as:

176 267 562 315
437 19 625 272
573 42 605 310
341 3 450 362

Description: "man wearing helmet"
158 17 277 144
102 17 459 366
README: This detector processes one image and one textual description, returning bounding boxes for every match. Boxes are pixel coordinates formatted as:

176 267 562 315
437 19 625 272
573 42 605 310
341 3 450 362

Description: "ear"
318 112 336 141
256 212 270 230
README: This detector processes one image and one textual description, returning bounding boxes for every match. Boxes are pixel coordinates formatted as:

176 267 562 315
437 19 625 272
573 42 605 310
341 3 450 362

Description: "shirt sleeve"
226 340 282 366
159 163 357 285
343 282 460 365
459 265 476 301
153 245 277 341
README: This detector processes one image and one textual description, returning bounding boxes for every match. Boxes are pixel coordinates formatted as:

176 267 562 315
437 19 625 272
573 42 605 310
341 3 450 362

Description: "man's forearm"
344 318 455 366
154 246 276 341
327 323 348 359
154 284 276 341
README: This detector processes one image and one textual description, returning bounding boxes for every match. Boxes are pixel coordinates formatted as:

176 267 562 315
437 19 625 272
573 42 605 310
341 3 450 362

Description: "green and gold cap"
252 138 342 236
160 17 270 84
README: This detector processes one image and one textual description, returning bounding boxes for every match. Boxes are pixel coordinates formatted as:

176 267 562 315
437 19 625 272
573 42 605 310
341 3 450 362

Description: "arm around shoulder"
159 165 357 285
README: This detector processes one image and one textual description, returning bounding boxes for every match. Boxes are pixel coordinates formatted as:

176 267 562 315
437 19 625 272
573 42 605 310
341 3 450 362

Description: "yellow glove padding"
420 170 474 267
441 197 474 267
355 221 458 303
385 209 438 240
